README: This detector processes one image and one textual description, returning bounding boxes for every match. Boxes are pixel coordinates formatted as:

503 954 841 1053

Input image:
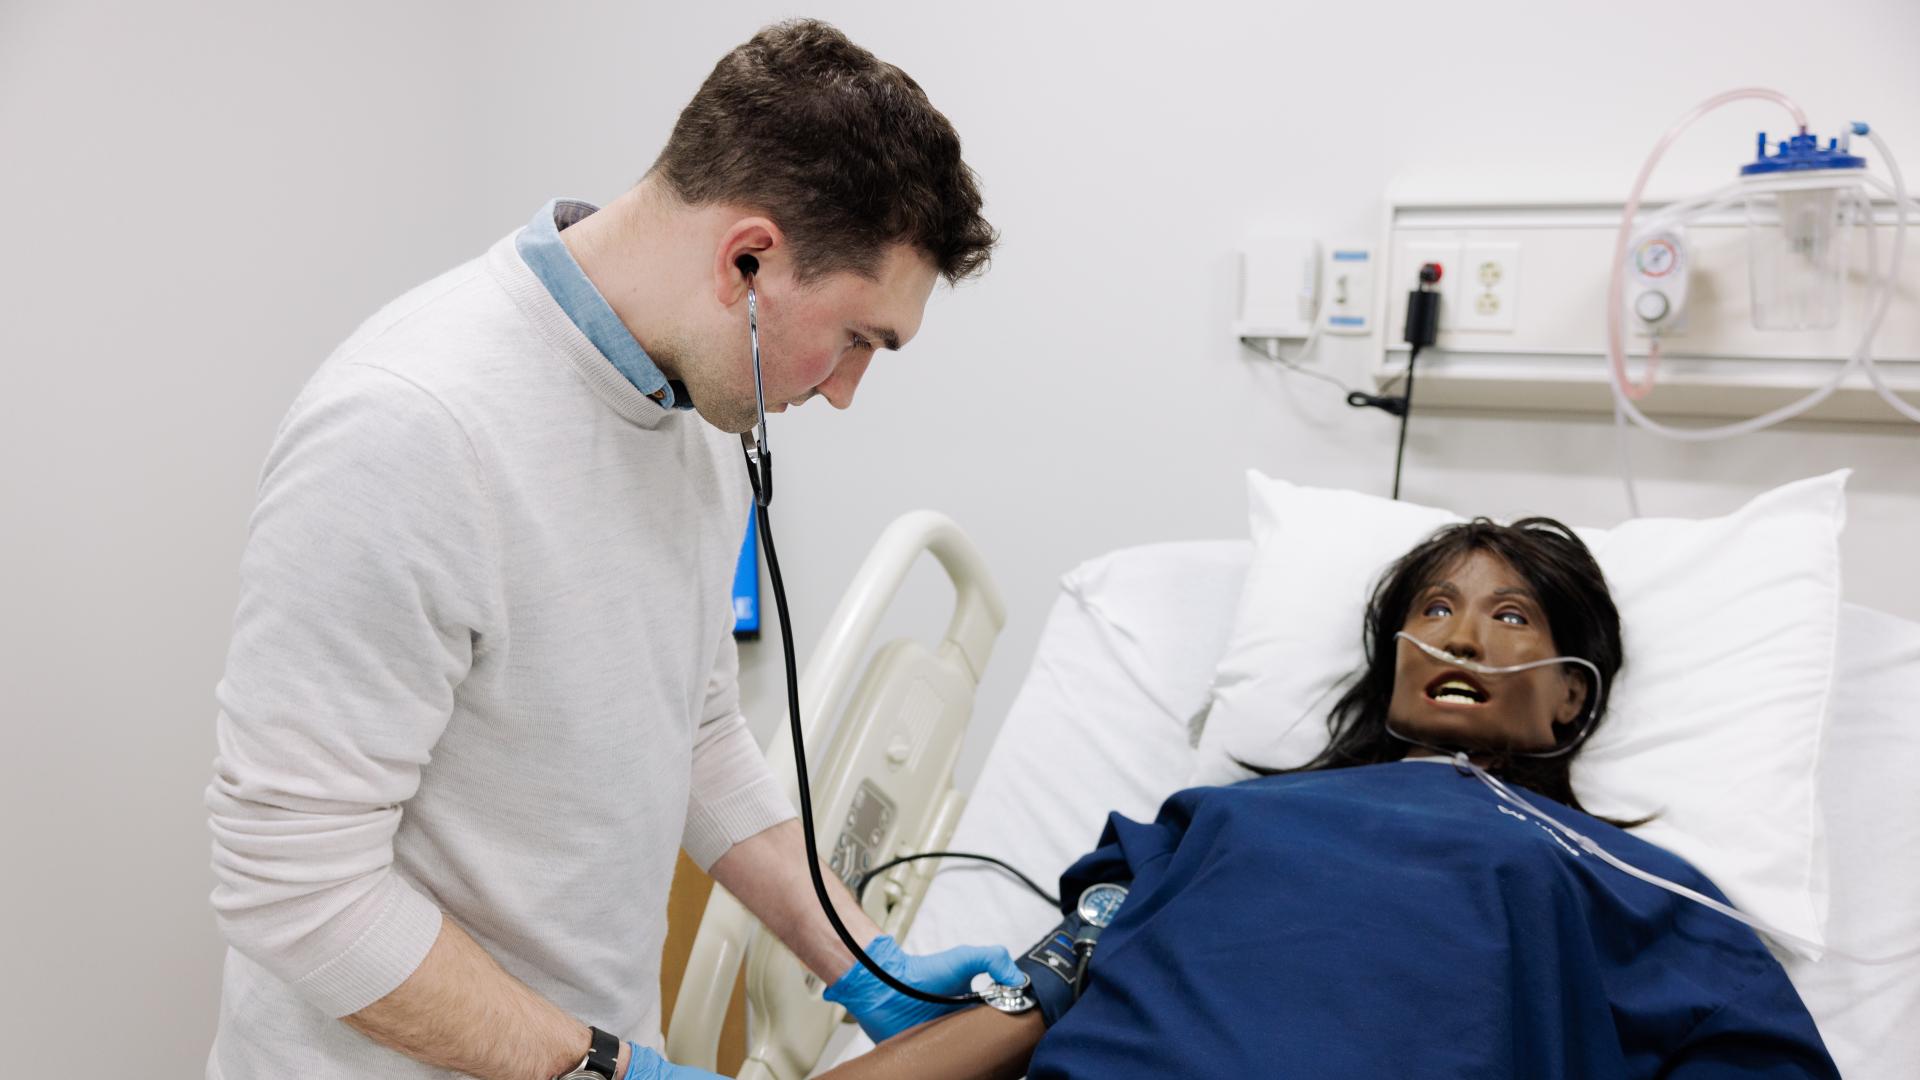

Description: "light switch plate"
1321 245 1374 336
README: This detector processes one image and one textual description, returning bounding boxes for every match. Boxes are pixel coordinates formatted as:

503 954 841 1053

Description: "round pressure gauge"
1075 883 1130 929
1634 235 1680 278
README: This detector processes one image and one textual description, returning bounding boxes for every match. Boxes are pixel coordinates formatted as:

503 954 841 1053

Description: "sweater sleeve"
205 362 501 1019
680 629 797 870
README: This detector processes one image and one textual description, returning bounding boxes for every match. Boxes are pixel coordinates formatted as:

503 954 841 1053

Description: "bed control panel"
827 780 896 890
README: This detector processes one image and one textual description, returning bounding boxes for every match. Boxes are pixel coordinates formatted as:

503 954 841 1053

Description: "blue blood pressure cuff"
1013 911 1093 1027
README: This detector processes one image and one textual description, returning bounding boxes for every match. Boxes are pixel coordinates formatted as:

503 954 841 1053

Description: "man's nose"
819 351 873 410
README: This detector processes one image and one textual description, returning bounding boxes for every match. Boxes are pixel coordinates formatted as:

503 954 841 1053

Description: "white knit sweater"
205 230 795 1078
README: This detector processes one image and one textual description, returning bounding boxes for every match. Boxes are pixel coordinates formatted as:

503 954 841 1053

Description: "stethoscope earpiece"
740 254 771 508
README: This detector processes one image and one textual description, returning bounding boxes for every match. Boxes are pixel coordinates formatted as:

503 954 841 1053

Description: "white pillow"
1191 470 1848 952
1057 540 1255 739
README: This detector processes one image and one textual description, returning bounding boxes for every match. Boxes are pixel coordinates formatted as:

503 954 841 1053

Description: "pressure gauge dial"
1634 235 1681 278
1075 883 1130 929
1626 228 1690 334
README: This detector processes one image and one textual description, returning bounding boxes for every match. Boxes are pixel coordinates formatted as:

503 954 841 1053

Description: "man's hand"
707 821 1018 1041
822 935 1023 1043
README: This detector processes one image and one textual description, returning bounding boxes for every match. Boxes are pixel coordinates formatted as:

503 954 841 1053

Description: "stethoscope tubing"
740 274 981 1007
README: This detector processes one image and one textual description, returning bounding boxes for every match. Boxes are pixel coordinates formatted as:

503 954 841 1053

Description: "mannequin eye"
1422 600 1453 618
1496 609 1530 626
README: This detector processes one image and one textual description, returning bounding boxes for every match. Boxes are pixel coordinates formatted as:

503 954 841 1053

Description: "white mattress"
828 540 1920 1077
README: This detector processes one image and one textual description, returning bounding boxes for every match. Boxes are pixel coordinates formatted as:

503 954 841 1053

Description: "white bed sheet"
826 540 1918 1077
856 542 1247 952
1786 603 1920 1075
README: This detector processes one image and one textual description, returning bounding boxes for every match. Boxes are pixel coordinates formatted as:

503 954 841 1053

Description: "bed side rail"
666 511 1005 1078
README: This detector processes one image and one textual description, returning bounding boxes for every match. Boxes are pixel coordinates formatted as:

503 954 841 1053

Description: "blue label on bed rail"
732 505 759 638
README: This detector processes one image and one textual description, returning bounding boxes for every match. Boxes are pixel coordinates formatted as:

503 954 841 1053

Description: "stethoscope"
732 253 1020 1009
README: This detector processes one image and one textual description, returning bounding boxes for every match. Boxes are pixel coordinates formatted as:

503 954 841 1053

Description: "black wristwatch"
554 1026 621 1080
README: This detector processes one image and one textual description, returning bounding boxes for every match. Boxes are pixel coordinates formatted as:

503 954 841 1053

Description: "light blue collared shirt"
516 198 692 410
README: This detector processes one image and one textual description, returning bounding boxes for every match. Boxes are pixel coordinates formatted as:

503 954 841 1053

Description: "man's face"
695 244 939 434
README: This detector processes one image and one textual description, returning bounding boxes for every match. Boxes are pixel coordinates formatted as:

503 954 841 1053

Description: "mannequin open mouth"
1425 671 1490 707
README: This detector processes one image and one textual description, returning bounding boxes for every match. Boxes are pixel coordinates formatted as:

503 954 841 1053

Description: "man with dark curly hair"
206 20 1014 1080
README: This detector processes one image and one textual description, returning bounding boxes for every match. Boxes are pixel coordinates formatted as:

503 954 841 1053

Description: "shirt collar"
514 198 693 411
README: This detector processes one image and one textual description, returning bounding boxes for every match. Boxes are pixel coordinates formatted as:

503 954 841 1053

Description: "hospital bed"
667 514 1920 1079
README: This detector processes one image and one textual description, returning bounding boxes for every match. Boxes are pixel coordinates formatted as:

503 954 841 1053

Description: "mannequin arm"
816 1006 1045 1080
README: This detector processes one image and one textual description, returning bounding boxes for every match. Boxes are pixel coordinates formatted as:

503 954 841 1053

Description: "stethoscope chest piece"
978 977 1038 1015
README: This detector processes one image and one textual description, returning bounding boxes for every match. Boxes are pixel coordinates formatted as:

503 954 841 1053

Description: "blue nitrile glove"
623 1042 726 1080
821 934 1024 1042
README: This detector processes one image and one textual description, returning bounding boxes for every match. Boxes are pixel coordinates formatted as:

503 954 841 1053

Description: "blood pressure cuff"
1013 910 1092 1028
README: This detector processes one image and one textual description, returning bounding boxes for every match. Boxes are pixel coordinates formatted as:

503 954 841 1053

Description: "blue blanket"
1026 760 1836 1079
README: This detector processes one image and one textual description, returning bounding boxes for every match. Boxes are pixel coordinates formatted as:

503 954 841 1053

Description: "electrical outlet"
1403 242 1462 332
1456 242 1521 333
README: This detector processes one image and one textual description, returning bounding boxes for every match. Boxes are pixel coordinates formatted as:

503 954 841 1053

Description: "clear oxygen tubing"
1608 165 1912 440
1605 122 1920 446
1455 752 1920 967
1612 394 1643 518
1857 127 1920 423
1607 173 1872 442
1605 88 1810 403
1389 632 1604 759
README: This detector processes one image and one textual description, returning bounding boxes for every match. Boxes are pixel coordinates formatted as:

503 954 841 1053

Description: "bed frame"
665 511 1006 1078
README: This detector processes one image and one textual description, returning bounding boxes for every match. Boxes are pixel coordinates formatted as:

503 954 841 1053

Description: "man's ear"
713 217 780 306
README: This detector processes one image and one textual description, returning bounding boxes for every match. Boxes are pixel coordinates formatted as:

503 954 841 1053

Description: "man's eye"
1497 609 1529 626
850 335 872 351
1423 601 1452 618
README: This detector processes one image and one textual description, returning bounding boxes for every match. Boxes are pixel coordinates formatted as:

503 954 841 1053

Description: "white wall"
4 1 1916 1074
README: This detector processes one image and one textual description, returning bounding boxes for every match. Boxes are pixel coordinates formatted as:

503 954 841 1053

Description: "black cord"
854 850 1060 909
1390 343 1421 500
753 491 979 1007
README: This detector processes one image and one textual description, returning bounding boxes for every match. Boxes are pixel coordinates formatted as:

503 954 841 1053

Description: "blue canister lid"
1740 131 1867 175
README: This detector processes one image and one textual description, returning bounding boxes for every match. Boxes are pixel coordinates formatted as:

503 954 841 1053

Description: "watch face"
1076 883 1129 928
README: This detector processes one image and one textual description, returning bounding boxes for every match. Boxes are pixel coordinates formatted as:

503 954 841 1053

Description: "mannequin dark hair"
1244 516 1644 826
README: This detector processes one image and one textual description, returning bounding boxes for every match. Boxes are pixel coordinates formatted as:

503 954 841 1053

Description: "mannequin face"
1387 551 1588 754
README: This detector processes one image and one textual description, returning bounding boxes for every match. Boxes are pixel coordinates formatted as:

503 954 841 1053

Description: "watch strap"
581 1025 621 1079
